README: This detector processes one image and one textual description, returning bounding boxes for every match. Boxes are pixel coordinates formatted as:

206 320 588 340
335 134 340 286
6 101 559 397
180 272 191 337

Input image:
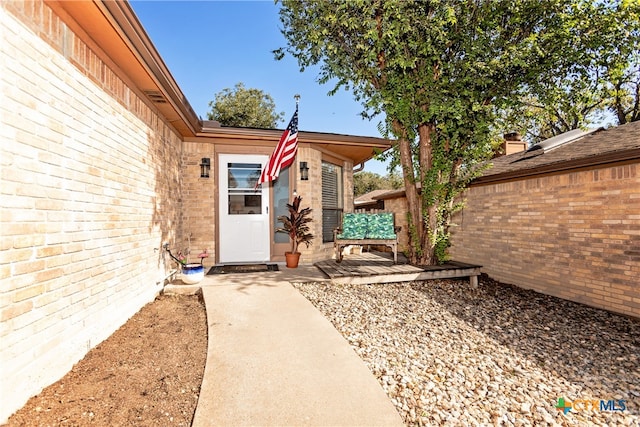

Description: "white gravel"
293 277 640 426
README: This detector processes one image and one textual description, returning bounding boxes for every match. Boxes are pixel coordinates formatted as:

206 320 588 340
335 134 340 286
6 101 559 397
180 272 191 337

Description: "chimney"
502 132 527 155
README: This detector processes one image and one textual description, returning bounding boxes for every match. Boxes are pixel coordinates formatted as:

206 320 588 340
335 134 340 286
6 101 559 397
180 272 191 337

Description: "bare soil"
5 293 208 427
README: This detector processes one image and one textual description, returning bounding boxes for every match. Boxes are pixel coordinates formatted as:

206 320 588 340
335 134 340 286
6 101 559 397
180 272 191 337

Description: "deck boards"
314 252 481 286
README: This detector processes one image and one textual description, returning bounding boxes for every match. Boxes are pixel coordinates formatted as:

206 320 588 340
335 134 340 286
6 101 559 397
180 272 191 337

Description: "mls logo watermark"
555 397 627 415
600 400 627 412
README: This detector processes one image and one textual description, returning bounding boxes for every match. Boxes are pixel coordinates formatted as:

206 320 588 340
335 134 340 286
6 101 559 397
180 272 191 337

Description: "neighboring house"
0 1 390 421
450 124 640 318
354 189 389 211
367 125 640 318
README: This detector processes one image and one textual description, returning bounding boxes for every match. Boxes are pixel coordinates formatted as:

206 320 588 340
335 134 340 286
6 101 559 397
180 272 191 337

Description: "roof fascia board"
300 132 392 148
198 127 392 149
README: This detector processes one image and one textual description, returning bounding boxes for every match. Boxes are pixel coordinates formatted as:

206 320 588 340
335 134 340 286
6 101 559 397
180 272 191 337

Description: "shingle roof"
355 189 394 204
476 121 640 184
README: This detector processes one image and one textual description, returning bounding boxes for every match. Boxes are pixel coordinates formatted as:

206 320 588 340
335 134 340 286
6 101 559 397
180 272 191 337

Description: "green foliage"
353 171 402 196
498 1 640 143
576 1 640 125
276 0 620 264
276 196 314 254
207 82 285 128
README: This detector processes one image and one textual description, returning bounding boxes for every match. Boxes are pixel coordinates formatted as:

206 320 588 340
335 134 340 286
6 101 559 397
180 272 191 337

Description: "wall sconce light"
299 161 309 180
200 158 210 178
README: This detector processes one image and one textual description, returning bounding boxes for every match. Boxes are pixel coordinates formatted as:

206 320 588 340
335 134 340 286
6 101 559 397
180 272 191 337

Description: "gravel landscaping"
294 276 639 426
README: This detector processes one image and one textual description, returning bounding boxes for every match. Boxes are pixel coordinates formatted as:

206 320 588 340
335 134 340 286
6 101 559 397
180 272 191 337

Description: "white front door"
218 154 270 263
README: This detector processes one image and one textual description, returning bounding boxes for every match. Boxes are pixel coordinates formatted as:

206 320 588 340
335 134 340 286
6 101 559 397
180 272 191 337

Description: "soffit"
48 0 200 136
46 0 394 159
195 126 393 165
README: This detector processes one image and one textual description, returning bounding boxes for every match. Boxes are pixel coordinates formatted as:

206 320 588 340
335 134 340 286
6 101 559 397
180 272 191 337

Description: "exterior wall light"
200 158 210 178
299 161 309 180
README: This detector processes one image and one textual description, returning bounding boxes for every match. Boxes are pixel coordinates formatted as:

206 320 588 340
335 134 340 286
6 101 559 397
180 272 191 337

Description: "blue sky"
130 1 389 175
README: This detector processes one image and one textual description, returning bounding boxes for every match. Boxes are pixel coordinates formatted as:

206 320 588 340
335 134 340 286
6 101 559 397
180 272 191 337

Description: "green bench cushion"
365 213 397 239
336 212 397 240
336 213 368 239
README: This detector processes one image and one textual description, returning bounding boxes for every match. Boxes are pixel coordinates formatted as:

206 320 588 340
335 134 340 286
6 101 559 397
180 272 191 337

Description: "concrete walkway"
168 265 404 427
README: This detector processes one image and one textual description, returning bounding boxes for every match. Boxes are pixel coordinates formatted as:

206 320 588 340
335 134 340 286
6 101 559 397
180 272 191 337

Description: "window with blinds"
322 162 343 242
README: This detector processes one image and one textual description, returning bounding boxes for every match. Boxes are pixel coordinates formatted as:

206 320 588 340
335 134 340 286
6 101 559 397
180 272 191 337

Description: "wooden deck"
314 252 481 286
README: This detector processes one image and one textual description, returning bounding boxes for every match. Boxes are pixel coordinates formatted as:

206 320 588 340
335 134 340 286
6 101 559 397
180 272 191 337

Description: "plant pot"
181 263 205 284
285 252 301 268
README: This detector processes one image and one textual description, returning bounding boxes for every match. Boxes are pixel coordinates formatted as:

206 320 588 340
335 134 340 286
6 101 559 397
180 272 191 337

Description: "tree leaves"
206 82 285 128
275 0 633 264
501 0 640 142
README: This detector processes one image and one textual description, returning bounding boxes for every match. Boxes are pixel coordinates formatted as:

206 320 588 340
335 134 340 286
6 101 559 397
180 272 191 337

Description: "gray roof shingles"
481 121 640 181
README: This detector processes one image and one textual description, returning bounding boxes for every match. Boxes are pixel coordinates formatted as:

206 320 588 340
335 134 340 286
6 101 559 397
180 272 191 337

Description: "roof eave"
51 0 202 137
197 126 393 165
100 1 201 136
198 126 392 147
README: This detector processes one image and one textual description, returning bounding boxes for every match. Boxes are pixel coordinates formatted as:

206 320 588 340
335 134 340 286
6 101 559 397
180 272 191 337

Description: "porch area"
314 251 481 286
167 251 481 293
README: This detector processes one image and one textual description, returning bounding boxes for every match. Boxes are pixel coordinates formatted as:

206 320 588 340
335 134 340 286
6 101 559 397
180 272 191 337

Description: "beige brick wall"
294 145 323 263
179 141 216 266
383 197 410 253
0 2 183 421
296 147 355 263
180 142 354 265
450 163 640 318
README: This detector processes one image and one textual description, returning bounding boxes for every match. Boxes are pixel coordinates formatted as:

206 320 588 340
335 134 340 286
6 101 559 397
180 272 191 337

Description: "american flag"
257 107 299 187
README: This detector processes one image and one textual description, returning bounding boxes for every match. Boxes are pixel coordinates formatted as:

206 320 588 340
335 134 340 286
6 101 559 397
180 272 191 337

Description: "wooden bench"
333 212 401 263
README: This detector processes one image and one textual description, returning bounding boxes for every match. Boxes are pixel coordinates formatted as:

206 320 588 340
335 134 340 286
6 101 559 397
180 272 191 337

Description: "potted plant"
276 195 314 268
163 237 205 285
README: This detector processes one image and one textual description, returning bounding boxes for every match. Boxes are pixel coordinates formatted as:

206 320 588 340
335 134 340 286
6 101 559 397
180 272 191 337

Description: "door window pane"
228 163 262 215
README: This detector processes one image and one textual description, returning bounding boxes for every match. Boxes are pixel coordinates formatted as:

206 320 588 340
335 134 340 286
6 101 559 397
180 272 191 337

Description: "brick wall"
178 142 352 265
295 147 355 263
450 163 640 318
383 197 410 253
294 145 323 262
266 145 353 264
180 141 216 265
0 2 183 421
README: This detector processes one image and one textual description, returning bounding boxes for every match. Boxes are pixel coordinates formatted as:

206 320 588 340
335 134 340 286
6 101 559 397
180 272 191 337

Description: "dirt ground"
5 293 208 427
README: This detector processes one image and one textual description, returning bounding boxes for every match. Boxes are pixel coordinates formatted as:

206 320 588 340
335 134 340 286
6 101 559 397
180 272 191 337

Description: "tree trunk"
417 122 437 266
394 120 437 266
